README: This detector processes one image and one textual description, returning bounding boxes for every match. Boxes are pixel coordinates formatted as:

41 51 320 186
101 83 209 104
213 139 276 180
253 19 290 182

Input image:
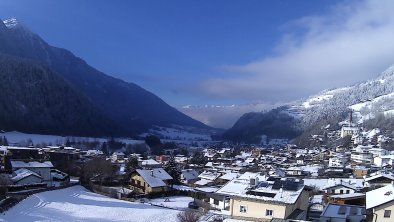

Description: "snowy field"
0 186 181 222
0 131 144 146
150 196 193 210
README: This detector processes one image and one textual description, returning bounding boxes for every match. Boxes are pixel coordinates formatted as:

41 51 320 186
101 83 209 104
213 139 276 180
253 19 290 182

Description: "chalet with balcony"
130 168 172 194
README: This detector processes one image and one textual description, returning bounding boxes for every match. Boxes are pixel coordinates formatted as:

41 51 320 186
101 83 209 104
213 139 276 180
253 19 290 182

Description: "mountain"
179 102 280 129
0 18 209 136
222 106 301 144
223 65 394 144
0 53 120 136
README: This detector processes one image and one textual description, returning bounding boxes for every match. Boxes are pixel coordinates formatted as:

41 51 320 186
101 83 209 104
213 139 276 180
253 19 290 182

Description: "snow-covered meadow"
0 131 144 146
0 186 182 222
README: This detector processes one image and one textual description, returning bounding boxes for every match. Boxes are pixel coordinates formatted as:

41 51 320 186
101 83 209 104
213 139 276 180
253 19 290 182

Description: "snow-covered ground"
149 196 193 210
0 131 144 146
0 186 181 222
141 126 212 142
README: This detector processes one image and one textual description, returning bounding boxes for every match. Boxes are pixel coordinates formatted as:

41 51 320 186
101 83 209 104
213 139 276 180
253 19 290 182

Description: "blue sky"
1 0 393 108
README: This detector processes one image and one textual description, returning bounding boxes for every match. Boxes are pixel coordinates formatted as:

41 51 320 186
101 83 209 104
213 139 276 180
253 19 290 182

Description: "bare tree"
0 174 12 199
177 210 201 222
81 157 114 186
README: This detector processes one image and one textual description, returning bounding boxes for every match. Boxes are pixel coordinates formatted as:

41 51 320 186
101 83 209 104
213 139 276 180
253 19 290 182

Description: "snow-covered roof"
330 193 365 199
194 179 213 186
287 166 303 171
366 183 394 209
136 168 172 188
376 154 394 160
204 152 218 158
11 160 53 168
205 162 213 167
304 178 364 191
217 148 231 154
245 157 255 163
181 169 198 181
194 187 218 193
86 150 104 156
323 180 360 191
51 169 69 180
198 171 221 181
141 159 160 166
365 173 394 182
216 173 304 204
12 168 42 182
219 172 238 181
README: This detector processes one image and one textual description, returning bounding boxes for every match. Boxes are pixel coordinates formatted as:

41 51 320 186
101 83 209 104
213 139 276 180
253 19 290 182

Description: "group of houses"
2 122 394 221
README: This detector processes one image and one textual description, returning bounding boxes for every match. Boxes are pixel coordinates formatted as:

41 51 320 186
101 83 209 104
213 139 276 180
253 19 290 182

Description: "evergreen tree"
164 156 180 186
3 136 8 146
101 142 109 156
189 151 206 165
124 156 139 174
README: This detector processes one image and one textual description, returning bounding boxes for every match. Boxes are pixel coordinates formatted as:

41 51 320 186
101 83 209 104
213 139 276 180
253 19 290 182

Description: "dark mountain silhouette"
0 18 209 136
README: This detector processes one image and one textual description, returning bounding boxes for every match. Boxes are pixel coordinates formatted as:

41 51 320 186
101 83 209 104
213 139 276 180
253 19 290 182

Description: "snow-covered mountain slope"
3 18 19 28
295 65 394 128
301 87 352 109
224 65 394 143
350 92 394 124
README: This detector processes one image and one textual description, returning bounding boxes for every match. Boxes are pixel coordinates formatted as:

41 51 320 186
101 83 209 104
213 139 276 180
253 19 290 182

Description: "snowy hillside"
0 186 181 222
296 65 394 128
141 126 217 143
350 92 394 124
301 87 352 109
0 131 144 146
224 65 394 143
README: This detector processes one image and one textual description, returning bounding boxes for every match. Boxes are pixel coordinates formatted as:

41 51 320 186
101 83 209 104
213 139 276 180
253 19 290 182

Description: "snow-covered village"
3 1 394 222
1 111 394 222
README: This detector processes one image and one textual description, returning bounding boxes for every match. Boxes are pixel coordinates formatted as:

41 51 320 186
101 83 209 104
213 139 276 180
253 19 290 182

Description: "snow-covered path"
0 186 181 222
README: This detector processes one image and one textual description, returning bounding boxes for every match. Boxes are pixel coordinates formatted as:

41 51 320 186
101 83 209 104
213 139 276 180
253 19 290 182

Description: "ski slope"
0 186 181 222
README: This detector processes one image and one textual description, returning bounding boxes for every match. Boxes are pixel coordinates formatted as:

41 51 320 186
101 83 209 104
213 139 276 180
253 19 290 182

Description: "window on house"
214 199 219 205
340 190 344 194
240 205 247 213
266 209 273 216
384 210 391 218
346 190 350 194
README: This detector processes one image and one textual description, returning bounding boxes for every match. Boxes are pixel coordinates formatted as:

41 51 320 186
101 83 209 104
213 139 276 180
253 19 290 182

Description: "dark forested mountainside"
0 19 209 136
0 54 121 136
222 107 301 144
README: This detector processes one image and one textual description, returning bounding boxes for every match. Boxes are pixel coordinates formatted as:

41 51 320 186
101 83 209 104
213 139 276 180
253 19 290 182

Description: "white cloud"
201 0 394 102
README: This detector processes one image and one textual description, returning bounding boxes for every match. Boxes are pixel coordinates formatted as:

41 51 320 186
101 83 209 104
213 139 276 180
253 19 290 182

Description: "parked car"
188 201 199 209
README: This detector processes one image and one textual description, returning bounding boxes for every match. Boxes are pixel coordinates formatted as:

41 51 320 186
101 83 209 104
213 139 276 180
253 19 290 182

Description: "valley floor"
0 186 182 222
